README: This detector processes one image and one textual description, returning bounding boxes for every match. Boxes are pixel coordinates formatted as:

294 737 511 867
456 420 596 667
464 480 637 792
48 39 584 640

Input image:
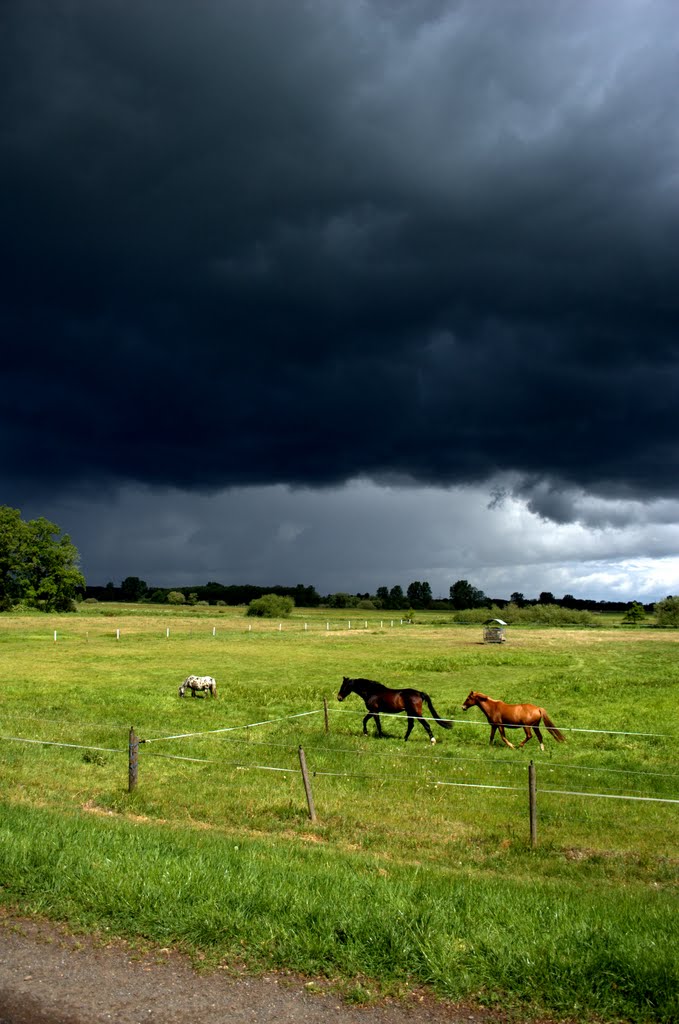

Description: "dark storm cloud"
2 0 678 515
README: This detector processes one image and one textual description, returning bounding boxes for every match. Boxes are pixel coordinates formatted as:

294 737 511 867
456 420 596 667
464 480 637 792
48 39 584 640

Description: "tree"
623 601 646 624
510 591 525 608
539 591 556 605
120 576 148 602
407 581 433 609
0 506 85 612
449 579 486 610
389 585 406 609
654 595 679 627
167 590 186 604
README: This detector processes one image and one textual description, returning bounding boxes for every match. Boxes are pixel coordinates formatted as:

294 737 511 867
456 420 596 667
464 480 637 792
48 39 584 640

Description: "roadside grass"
0 605 677 1021
0 801 676 1023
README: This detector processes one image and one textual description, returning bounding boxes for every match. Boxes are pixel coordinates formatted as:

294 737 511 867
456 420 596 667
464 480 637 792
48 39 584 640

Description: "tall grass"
0 802 676 1023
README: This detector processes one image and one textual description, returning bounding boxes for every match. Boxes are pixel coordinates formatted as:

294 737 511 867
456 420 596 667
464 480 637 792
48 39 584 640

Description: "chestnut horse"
462 690 565 750
337 676 453 744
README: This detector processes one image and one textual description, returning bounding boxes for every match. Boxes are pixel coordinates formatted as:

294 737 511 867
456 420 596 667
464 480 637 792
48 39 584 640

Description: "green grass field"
0 605 677 1021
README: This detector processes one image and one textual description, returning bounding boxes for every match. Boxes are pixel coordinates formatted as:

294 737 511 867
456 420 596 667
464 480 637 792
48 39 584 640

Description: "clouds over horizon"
2 1 678 598
20 480 679 603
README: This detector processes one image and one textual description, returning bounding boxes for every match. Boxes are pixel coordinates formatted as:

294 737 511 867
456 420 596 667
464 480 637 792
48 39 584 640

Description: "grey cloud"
1 0 678 522
19 480 679 601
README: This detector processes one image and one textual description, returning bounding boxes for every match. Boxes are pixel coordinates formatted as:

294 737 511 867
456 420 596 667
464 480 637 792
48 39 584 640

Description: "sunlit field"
1 605 677 1022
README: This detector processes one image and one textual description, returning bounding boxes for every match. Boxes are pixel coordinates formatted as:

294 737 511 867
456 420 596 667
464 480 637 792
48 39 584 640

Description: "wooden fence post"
323 697 329 734
298 746 317 822
528 760 537 848
128 727 139 793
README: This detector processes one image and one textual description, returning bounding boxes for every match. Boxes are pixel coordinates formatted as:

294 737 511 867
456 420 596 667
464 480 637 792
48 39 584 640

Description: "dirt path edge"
0 912 502 1024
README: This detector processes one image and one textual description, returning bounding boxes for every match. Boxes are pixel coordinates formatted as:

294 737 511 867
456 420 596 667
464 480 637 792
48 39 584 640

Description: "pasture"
0 605 677 1022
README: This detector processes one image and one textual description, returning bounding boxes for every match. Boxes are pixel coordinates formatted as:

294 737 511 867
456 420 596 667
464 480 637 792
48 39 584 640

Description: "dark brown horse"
337 676 453 744
462 690 565 750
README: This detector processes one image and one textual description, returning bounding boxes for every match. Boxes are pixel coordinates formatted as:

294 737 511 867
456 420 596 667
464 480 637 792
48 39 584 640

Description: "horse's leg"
407 698 435 744
518 727 533 748
498 724 514 749
362 712 371 735
533 726 545 751
489 724 497 745
374 713 383 737
416 714 435 744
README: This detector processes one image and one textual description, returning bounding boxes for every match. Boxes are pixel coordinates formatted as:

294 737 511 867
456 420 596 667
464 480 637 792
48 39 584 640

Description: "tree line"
84 575 660 618
2 506 677 623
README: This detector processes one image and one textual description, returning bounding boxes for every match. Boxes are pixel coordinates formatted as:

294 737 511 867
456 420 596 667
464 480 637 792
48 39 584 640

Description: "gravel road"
0 914 496 1024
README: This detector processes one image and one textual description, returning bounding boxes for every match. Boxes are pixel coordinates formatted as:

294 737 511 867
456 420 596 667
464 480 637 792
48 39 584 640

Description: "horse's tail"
422 692 453 729
542 711 566 742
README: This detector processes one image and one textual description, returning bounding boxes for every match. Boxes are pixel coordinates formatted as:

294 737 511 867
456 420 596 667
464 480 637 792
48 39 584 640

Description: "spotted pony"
178 675 218 698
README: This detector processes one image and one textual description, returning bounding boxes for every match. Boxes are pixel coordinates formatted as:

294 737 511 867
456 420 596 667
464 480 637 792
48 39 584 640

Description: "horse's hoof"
430 737 436 745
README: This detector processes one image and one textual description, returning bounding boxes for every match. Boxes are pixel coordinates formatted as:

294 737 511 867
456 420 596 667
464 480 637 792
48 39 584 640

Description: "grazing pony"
462 690 565 750
178 675 218 699
337 676 452 744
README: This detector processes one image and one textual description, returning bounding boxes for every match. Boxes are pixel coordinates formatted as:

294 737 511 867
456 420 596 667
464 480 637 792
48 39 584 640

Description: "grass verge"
0 801 676 1023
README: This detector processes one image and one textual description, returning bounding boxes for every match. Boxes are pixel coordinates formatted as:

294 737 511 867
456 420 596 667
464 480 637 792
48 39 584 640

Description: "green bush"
246 594 295 618
167 591 186 605
654 595 679 627
452 602 594 626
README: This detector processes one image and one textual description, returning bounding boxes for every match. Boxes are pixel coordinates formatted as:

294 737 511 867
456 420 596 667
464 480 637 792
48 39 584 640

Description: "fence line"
0 736 126 754
328 707 671 738
2 727 678 846
537 786 679 804
5 731 676 805
201 732 678 778
3 708 676 781
305 769 679 805
143 709 323 744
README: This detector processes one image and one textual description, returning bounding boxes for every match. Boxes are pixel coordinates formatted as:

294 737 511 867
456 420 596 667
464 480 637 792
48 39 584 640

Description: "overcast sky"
2 0 678 601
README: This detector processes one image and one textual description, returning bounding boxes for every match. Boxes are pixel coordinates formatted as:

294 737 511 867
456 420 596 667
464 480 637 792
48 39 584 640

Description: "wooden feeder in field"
483 618 507 643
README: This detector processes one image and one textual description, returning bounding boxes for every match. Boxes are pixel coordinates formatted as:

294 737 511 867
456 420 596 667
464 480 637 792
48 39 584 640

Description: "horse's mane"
348 677 389 691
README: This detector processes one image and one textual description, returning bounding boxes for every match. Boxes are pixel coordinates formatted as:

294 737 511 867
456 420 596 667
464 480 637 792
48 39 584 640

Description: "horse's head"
337 676 354 702
462 690 481 710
